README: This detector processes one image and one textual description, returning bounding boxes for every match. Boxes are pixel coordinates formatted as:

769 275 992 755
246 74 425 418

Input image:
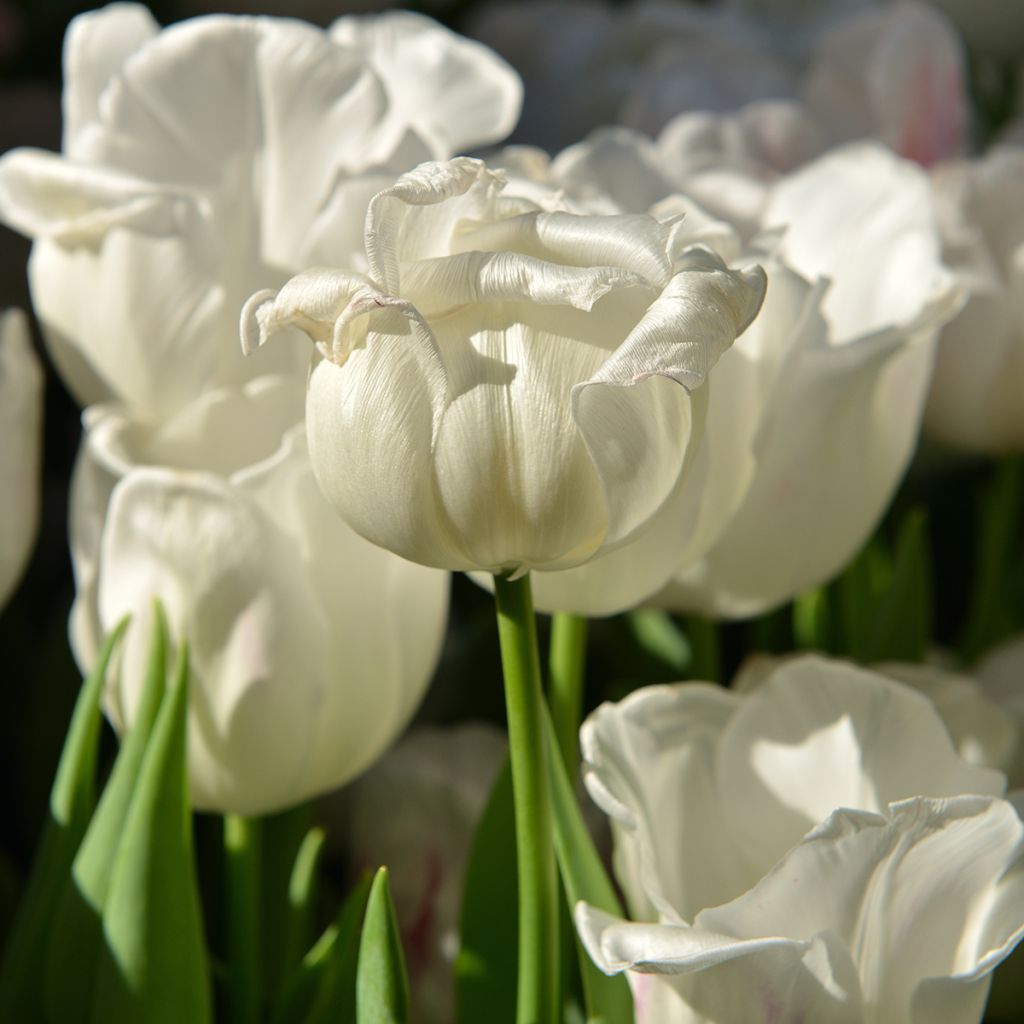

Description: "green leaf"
625 609 690 674
356 867 410 1024
271 871 370 1024
792 587 833 653
864 508 933 663
455 757 517 1024
44 606 169 1022
542 709 633 1024
282 826 326 979
262 804 317 999
0 617 128 1024
835 539 890 662
91 644 212 1024
962 457 1023 662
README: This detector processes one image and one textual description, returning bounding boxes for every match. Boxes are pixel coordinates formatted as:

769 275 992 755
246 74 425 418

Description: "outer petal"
234 425 450 798
700 797 1024 1022
878 660 1018 774
714 656 1006 874
573 249 766 548
763 142 956 342
0 310 43 609
69 376 306 683
579 797 1024 1024
97 469 332 815
978 636 1024 787
61 2 159 155
581 684 749 923
329 10 522 157
577 904 863 1024
925 148 1024 452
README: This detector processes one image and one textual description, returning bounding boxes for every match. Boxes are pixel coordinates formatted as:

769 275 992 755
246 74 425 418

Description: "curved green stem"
548 613 588 775
493 573 559 1024
224 814 261 1024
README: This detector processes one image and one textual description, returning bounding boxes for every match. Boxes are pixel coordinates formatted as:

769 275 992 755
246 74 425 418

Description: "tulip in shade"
925 145 1024 452
575 655 1024 1023
71 375 450 815
243 158 766 575
0 309 43 610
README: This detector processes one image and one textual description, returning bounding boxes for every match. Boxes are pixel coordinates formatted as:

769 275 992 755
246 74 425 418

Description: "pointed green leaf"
282 826 326 979
455 757 517 1024
271 871 370 1024
0 618 128 1023
542 708 633 1024
44 605 169 1022
356 867 409 1024
91 644 212 1024
865 508 933 663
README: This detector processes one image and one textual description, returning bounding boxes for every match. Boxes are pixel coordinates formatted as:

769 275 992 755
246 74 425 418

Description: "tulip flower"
507 142 958 617
925 144 1024 452
243 157 766 576
0 3 521 421
0 309 43 610
575 655 1024 1024
71 375 450 815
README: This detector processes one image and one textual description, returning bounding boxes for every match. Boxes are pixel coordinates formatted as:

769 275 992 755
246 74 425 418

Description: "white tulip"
344 724 507 1024
0 309 43 610
0 3 521 421
977 635 1024 786
575 655 1024 1024
71 376 450 815
243 157 766 575
925 145 1024 452
510 142 957 617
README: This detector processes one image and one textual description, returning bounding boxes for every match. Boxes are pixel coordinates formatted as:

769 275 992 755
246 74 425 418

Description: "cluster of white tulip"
1 1 1024 1022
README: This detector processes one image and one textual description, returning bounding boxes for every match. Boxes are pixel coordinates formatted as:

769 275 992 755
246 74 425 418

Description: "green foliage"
92 643 212 1023
356 867 410 1024
542 710 633 1024
0 617 127 1023
456 757 518 1024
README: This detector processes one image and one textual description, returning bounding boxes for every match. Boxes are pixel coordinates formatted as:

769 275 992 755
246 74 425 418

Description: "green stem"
548 613 588 775
685 615 721 683
224 814 261 1024
493 573 559 1024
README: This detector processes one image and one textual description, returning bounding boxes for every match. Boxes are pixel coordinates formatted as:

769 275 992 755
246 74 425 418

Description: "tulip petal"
699 797 1024 1023
61 2 158 155
574 251 766 547
97 469 331 815
764 142 956 341
0 309 43 610
715 655 1006 875
576 905 864 1024
329 10 522 157
581 684 749 923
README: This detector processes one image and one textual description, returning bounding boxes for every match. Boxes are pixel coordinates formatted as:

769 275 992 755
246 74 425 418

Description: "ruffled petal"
714 656 1006 875
574 249 766 547
329 10 522 156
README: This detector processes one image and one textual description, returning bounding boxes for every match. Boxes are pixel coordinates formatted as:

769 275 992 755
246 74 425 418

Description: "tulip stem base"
224 813 262 1024
493 572 560 1024
548 613 588 774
